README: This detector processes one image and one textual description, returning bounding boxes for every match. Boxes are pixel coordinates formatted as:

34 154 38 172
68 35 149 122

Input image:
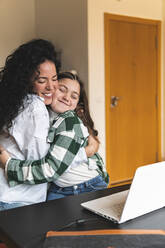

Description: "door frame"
104 13 162 181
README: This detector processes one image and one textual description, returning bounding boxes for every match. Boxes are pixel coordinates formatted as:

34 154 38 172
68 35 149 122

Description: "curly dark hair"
58 72 99 140
0 38 61 132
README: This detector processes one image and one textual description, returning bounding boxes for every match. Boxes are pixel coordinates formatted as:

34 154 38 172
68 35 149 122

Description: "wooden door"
104 14 161 186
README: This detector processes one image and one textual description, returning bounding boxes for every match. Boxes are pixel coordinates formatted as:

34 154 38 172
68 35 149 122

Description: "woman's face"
51 78 80 113
33 60 58 105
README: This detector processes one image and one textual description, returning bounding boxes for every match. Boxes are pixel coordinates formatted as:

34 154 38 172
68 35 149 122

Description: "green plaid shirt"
7 110 109 187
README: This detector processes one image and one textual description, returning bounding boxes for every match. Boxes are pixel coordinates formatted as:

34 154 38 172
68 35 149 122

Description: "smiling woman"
0 38 60 210
33 60 58 105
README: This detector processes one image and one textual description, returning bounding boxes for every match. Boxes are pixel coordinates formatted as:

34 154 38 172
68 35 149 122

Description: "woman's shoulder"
14 94 49 124
23 94 46 112
9 94 49 136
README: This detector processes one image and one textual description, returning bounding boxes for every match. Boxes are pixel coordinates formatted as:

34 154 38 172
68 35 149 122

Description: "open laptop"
81 161 165 224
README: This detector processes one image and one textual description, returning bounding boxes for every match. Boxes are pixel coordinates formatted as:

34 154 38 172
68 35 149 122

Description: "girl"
0 72 109 200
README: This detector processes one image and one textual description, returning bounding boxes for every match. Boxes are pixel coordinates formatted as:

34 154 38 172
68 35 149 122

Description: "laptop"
81 161 165 224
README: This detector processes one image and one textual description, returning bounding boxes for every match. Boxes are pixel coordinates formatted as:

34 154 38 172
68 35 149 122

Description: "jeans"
47 175 108 201
0 201 26 211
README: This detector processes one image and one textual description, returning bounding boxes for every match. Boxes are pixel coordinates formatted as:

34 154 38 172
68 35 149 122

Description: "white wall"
35 0 88 91
0 0 36 67
87 0 163 161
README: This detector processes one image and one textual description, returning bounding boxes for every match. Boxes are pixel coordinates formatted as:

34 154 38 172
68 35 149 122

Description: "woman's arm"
85 135 99 157
0 146 9 167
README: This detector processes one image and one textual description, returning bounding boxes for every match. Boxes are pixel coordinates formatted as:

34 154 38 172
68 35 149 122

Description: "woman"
0 72 109 200
0 38 59 210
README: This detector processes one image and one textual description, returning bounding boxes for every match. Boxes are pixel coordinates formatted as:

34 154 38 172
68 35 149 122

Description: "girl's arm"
0 112 87 187
0 131 98 184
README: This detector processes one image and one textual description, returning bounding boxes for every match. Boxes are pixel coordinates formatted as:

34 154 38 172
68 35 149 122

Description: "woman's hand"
0 145 10 169
85 135 99 157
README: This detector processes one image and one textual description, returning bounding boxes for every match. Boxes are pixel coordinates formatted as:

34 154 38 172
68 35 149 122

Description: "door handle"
111 96 120 108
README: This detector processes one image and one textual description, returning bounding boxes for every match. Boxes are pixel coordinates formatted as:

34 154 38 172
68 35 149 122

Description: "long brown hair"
0 39 60 133
58 72 99 141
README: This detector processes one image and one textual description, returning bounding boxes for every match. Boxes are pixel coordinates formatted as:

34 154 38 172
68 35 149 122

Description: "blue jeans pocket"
87 180 108 191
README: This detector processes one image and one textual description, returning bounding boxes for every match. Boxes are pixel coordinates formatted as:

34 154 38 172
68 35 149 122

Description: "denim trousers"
0 201 26 211
47 175 108 201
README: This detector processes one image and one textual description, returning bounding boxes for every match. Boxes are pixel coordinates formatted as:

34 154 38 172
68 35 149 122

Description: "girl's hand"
85 135 99 157
0 145 10 169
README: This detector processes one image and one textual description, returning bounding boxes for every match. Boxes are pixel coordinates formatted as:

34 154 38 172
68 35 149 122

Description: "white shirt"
0 95 50 204
55 163 99 187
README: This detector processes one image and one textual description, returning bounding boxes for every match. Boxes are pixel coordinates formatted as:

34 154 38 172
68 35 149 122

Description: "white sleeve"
10 97 50 159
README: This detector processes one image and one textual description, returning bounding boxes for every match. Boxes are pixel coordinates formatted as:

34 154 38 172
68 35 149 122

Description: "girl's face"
51 78 80 113
33 60 58 105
